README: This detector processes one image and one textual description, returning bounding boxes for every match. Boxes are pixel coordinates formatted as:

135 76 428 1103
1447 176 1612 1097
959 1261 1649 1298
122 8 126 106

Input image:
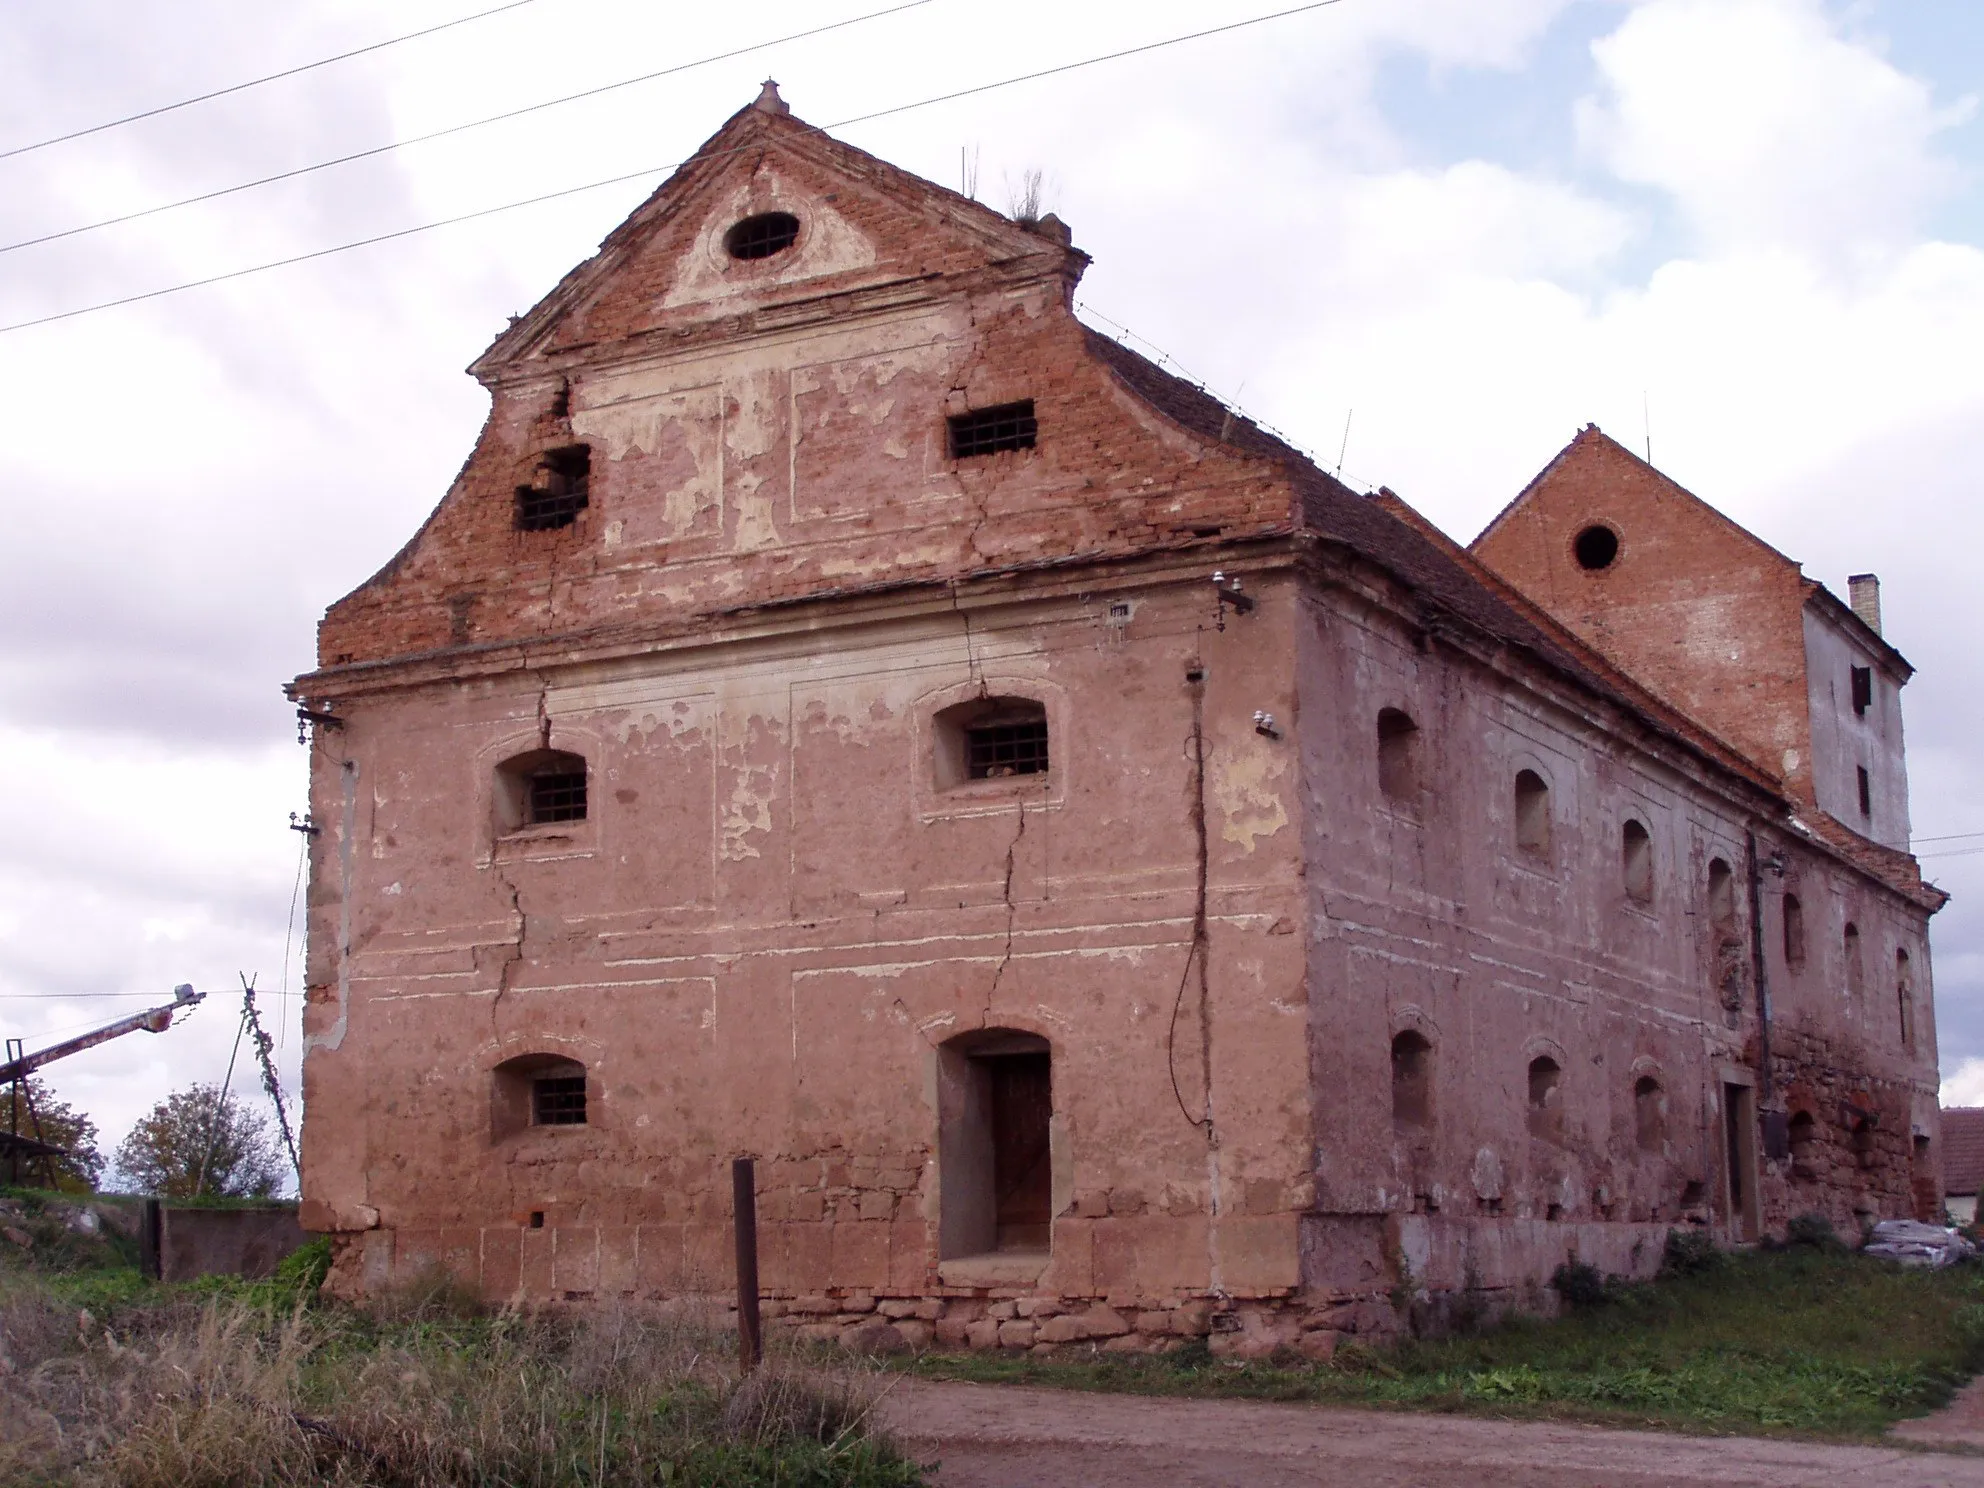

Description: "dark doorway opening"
938 1031 1053 1259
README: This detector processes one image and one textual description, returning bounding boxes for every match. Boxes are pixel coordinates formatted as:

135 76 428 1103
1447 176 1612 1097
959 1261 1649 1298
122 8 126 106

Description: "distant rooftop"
1941 1107 1984 1196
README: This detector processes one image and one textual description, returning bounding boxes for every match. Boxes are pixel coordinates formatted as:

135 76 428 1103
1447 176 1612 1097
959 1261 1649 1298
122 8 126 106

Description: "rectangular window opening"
527 770 588 825
515 445 592 531
1857 766 1872 818
533 1076 587 1126
966 718 1049 780
1851 665 1873 716
948 401 1037 459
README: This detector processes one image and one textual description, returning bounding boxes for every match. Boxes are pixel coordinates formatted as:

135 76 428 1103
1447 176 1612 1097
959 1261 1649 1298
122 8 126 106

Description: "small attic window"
1574 524 1619 571
949 401 1037 459
515 445 590 531
725 211 800 260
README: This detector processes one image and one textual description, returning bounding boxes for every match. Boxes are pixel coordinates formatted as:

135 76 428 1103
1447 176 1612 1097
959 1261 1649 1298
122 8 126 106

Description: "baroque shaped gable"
472 86 1080 380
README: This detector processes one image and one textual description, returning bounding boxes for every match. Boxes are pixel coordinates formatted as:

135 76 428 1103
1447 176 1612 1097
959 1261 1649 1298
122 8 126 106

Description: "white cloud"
1577 0 1973 256
1942 1057 1984 1107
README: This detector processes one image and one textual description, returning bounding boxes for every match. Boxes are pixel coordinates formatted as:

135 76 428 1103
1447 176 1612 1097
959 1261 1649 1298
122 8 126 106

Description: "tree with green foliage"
5 1076 104 1192
112 1082 286 1199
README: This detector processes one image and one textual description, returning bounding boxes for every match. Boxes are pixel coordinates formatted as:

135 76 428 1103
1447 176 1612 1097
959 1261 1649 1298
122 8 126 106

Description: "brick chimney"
1848 573 1882 636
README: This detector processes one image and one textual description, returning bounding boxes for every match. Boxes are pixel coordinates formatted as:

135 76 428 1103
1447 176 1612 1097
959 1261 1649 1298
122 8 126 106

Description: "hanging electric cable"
0 0 550 163
0 0 939 258
0 0 1350 337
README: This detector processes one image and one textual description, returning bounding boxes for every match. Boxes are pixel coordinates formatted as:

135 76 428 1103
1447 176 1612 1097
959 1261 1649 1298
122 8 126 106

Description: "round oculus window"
1574 524 1620 571
724 211 800 261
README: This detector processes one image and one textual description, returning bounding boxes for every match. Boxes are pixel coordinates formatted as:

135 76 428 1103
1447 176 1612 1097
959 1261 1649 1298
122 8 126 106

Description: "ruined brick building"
291 87 1946 1351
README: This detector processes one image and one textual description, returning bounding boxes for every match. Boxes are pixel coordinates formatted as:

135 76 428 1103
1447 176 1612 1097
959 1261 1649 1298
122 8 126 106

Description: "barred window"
492 1054 588 1140
949 401 1037 459
934 696 1051 789
966 716 1050 779
495 748 589 832
533 1076 587 1126
527 770 587 824
725 211 800 260
515 445 591 531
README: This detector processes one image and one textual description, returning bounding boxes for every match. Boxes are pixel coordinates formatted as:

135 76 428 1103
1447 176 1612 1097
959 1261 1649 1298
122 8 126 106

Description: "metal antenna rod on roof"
1335 409 1353 479
1644 391 1652 465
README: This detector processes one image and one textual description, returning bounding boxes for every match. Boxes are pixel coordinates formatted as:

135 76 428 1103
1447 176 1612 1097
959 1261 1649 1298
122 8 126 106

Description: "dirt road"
881 1379 1984 1487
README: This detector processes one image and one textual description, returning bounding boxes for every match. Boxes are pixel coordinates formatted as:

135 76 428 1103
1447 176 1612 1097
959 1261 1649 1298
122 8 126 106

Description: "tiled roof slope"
1086 329 1776 793
1941 1108 1984 1196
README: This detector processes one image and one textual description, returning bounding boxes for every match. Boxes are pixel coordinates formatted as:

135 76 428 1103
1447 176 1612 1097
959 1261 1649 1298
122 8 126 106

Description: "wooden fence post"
732 1156 761 1372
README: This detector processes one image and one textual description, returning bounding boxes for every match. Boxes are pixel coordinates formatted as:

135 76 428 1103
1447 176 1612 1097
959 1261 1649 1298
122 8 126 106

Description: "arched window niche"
1622 820 1654 906
1514 769 1552 860
1782 893 1807 973
1634 1075 1667 1154
491 1053 589 1142
495 748 589 833
1391 1030 1433 1132
1527 1055 1564 1143
1706 858 1735 932
933 696 1050 790
1377 708 1421 810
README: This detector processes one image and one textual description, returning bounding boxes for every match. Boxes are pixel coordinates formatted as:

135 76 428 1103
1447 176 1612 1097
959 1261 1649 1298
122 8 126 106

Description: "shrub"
1785 1212 1841 1250
1661 1227 1722 1276
1551 1261 1609 1309
273 1234 331 1291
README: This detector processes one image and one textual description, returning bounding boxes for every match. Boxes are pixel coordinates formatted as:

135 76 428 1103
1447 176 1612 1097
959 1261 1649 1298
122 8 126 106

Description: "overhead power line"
0 0 940 259
0 0 1349 337
0 0 550 164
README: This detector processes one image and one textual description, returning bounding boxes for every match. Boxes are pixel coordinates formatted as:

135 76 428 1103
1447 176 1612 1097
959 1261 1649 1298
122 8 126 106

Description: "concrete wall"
158 1205 308 1283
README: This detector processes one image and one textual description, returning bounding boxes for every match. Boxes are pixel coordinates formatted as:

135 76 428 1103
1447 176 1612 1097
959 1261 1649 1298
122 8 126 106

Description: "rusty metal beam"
0 984 204 1086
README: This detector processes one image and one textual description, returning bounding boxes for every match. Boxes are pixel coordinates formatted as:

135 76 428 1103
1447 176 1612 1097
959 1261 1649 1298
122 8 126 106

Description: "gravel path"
881 1378 1984 1487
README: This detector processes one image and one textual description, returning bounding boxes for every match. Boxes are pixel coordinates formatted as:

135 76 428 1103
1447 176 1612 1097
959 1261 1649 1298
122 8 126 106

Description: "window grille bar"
966 720 1049 779
726 212 799 260
949 400 1037 459
528 771 588 824
533 1076 587 1126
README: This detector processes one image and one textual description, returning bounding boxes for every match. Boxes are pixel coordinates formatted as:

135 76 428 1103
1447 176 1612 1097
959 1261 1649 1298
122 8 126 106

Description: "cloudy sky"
1 0 1980 1177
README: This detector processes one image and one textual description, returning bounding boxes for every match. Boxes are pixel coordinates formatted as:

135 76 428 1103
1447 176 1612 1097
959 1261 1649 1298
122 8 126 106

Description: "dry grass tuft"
0 1273 922 1486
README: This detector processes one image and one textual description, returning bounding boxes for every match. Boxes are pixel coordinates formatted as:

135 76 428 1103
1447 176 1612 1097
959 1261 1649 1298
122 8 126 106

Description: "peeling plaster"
1210 747 1290 854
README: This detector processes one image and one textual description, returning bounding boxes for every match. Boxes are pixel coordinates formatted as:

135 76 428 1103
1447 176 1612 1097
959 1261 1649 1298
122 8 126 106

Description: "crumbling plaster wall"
300 568 1315 1310
1471 431 1820 807
1802 604 1911 852
316 149 1292 672
1291 562 1940 1305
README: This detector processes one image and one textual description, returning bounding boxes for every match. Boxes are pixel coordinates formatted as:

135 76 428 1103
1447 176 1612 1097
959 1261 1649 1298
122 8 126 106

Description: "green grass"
902 1248 1984 1439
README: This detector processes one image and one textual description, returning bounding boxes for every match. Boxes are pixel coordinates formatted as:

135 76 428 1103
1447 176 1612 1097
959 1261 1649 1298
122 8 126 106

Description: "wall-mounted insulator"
289 812 320 837
296 704 343 746
1253 710 1281 740
1211 571 1254 630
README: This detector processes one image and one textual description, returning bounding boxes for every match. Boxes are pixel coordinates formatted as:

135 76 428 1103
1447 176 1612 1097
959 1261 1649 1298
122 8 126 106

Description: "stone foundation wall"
327 1214 1723 1352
